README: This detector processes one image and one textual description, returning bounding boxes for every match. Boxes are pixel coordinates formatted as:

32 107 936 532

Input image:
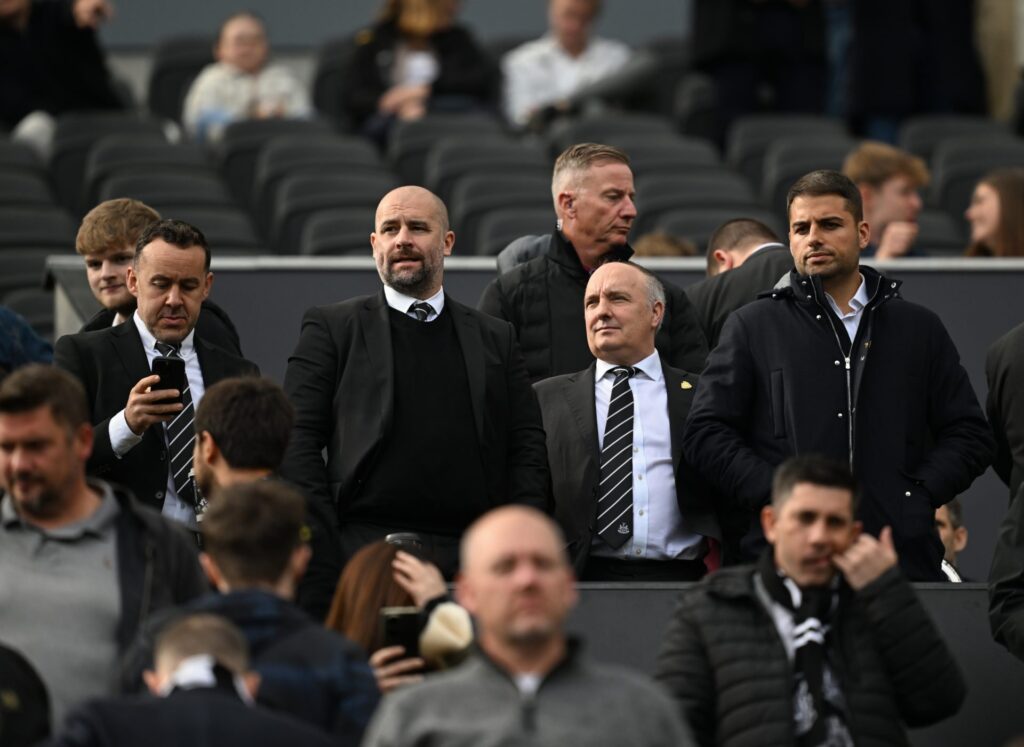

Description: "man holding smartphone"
55 219 258 529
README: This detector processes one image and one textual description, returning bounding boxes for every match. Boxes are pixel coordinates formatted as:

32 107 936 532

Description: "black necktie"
154 342 197 513
408 301 432 321
596 366 636 548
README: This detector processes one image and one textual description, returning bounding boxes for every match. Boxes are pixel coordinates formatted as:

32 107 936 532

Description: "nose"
165 283 183 307
909 192 922 215
395 223 413 246
807 519 829 546
101 260 116 279
621 196 637 220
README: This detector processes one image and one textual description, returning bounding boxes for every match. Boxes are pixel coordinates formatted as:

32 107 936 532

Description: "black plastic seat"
726 114 848 187
448 172 552 250
299 208 376 256
0 248 56 312
0 172 55 207
83 135 214 207
0 206 77 249
97 171 234 209
633 170 761 236
387 113 505 184
915 209 966 257
547 113 677 155
311 36 357 126
656 206 786 253
760 135 858 217
928 137 1024 226
0 141 45 176
424 136 550 204
899 115 1011 162
147 35 215 123
270 172 400 254
3 287 54 341
596 134 720 178
156 206 263 254
475 207 556 256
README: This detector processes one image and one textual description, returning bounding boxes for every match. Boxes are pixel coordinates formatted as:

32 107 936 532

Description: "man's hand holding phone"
124 374 184 435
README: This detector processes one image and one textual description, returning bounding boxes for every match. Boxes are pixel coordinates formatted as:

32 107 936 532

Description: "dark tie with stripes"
596 366 636 548
408 301 432 321
154 342 197 513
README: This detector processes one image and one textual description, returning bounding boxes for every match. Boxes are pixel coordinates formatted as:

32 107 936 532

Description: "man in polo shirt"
0 364 205 727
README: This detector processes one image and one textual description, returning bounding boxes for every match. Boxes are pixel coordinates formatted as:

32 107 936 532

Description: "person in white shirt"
183 11 310 144
502 0 630 128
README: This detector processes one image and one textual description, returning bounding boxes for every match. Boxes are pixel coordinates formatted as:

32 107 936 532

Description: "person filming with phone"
55 219 258 533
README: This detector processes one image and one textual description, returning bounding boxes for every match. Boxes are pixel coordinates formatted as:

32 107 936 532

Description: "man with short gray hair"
479 142 708 381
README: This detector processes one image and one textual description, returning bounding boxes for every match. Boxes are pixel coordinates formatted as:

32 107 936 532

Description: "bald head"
460 506 569 574
375 186 450 233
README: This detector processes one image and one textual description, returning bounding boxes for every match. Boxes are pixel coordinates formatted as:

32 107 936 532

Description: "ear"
443 229 455 257
760 504 777 545
143 670 162 696
126 265 139 298
290 544 312 582
857 219 870 250
243 672 261 699
712 249 733 273
197 431 217 466
953 526 968 553
650 299 665 331
199 552 225 591
74 422 94 463
851 520 863 542
369 231 378 255
201 271 213 301
556 190 575 219
454 572 475 614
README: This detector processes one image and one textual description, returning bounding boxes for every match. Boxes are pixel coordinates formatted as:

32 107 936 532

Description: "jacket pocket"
770 369 786 438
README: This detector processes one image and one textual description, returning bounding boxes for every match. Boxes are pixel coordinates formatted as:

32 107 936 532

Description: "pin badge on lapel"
681 381 693 389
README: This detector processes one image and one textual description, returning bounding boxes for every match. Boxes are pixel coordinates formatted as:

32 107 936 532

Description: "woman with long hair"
965 168 1024 257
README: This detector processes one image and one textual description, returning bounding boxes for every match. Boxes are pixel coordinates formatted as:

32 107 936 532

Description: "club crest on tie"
618 522 630 534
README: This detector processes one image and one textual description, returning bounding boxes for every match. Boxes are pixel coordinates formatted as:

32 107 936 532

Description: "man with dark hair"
0 364 206 727
281 186 548 600
364 505 694 746
478 142 708 381
535 260 717 580
191 376 293 498
656 455 965 746
684 217 793 350
55 218 259 531
935 498 968 582
683 170 993 579
50 614 337 747
75 199 242 354
122 480 378 745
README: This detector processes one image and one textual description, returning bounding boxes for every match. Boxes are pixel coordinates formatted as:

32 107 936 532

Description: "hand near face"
874 221 919 260
393 550 447 609
124 374 183 435
832 525 898 590
72 0 112 29
368 646 425 693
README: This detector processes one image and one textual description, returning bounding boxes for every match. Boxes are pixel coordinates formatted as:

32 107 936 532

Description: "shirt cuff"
110 409 144 458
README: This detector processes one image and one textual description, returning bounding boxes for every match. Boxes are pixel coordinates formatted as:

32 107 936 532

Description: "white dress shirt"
383 285 446 322
502 34 631 126
108 312 205 528
591 350 703 560
824 273 869 342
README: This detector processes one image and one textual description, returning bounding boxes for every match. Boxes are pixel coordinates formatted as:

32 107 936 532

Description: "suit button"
155 491 164 499
905 491 911 497
837 412 844 418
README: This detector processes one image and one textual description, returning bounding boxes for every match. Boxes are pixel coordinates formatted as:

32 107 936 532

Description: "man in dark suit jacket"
986 321 1024 501
281 186 548 588
685 217 793 350
74 198 243 355
55 219 258 528
535 261 718 581
47 613 335 747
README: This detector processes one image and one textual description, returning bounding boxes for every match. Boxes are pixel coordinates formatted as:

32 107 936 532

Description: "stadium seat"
218 118 334 206
546 113 677 155
311 36 357 126
49 112 168 214
387 113 505 184
0 141 45 176
672 73 719 143
475 207 556 256
632 171 761 236
0 172 55 207
156 206 262 254
251 135 387 230
97 171 235 209
928 137 1024 226
299 208 376 256
424 137 550 204
760 135 858 217
83 135 215 207
270 172 399 254
448 172 552 251
3 288 54 341
0 249 56 309
594 134 720 178
0 206 76 249
915 208 966 257
726 114 848 188
899 115 1011 162
147 35 215 123
656 206 786 253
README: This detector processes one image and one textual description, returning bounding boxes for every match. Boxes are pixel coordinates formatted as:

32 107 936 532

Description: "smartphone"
151 356 186 405
380 606 421 657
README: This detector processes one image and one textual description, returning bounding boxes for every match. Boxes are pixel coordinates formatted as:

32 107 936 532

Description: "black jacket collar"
548 230 633 277
763 264 901 308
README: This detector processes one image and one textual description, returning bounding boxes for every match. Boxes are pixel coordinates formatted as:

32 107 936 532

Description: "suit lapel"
449 298 486 441
662 362 695 472
361 291 395 431
566 362 600 465
110 321 152 382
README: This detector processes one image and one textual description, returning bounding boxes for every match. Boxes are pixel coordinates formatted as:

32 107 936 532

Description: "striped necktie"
154 342 197 512
408 301 433 321
596 366 636 548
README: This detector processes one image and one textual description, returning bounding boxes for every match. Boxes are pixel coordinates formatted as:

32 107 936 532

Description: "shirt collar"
595 349 662 383
749 242 786 257
825 273 869 316
383 285 446 316
133 310 196 356
1 480 119 538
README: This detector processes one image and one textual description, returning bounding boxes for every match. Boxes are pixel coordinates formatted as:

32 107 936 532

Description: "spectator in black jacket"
655 455 965 747
683 170 993 578
75 199 243 356
478 142 708 381
120 480 379 746
989 483 1024 663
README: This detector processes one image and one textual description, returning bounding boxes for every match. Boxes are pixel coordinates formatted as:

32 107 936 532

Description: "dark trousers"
580 556 707 582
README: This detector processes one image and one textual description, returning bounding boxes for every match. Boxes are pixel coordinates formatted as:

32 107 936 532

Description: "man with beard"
362 506 694 747
281 186 548 585
0 364 205 728
683 170 992 579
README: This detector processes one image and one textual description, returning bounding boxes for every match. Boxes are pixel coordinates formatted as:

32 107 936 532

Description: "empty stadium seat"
3 288 54 341
726 114 848 187
157 206 263 254
448 172 552 251
656 206 786 253
311 36 357 126
49 112 168 214
760 135 858 216
387 113 505 183
0 141 45 176
547 113 677 155
218 118 334 206
424 137 550 204
672 73 720 143
0 172 55 207
595 134 720 178
928 137 1024 226
147 35 216 123
83 135 215 207
97 171 235 209
632 171 761 236
899 115 1011 162
915 209 966 257
0 206 76 249
299 208 376 256
270 172 399 254
475 207 556 256
0 249 56 307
